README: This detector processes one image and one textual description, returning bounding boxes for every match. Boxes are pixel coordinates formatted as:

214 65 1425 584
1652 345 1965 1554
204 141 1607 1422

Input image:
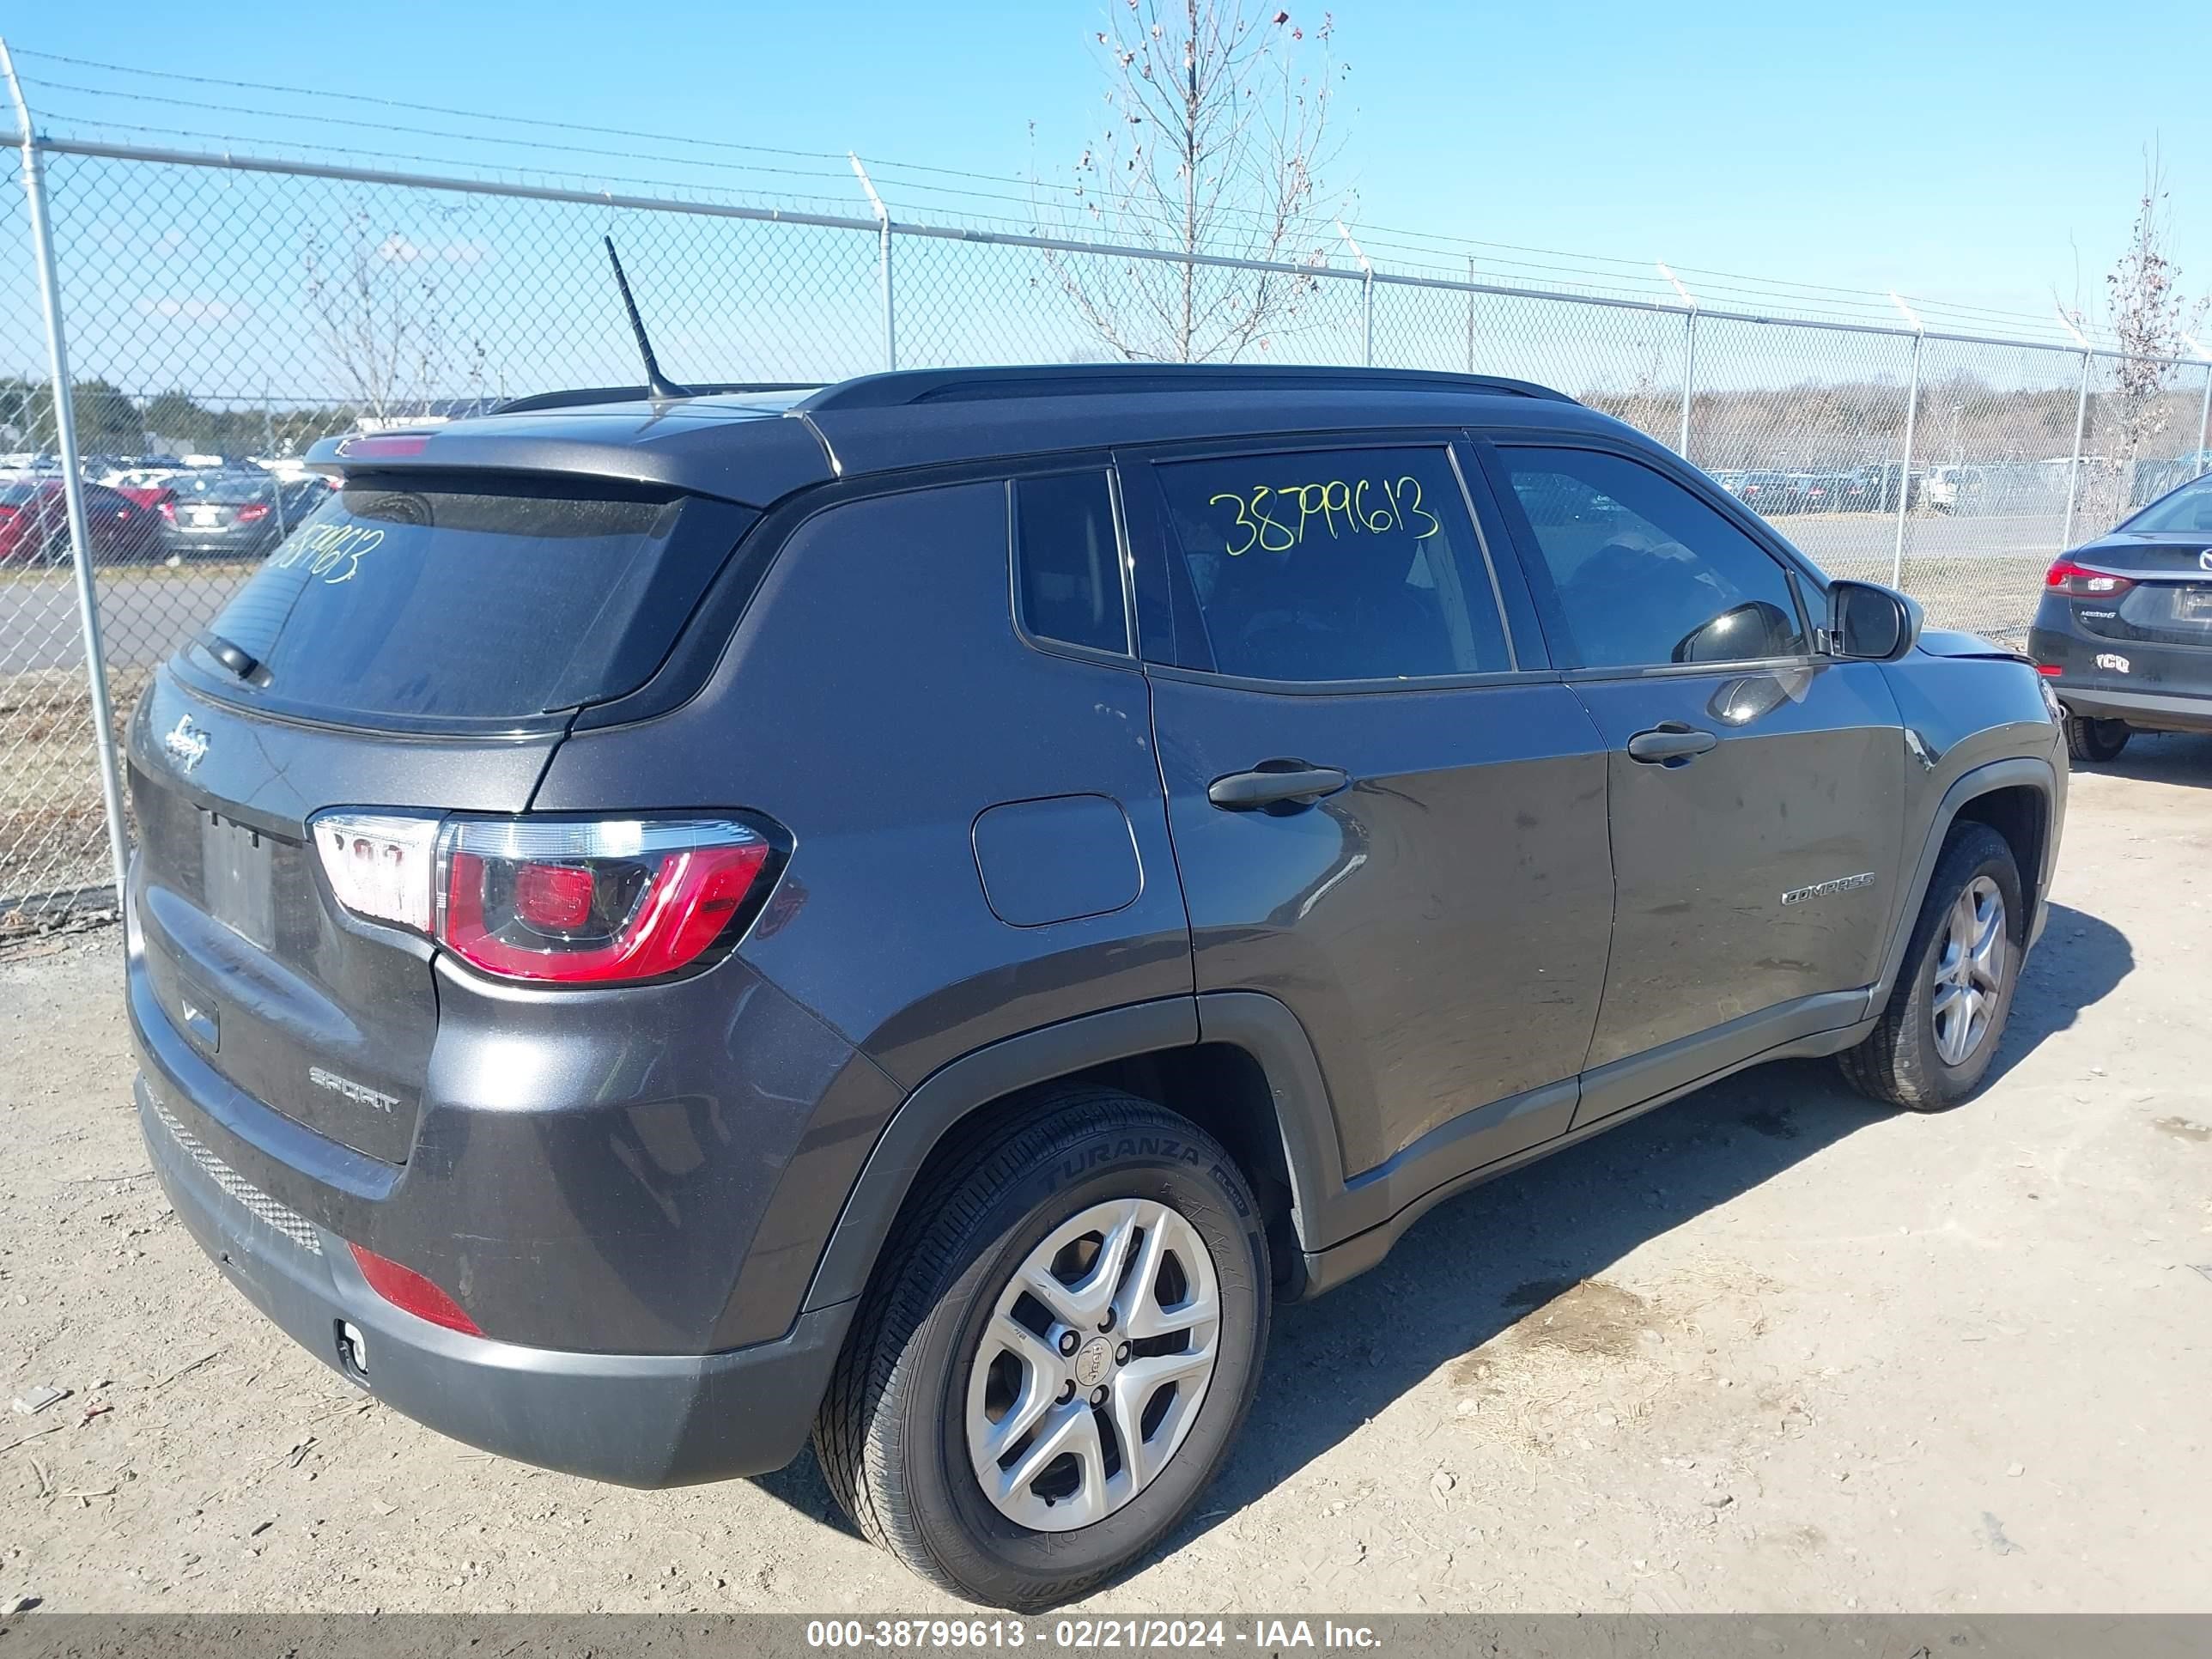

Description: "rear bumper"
138 1071 852 1486
2051 684 2212 733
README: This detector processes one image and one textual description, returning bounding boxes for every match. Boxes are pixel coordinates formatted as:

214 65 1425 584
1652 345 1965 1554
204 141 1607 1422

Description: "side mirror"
1826 580 1920 662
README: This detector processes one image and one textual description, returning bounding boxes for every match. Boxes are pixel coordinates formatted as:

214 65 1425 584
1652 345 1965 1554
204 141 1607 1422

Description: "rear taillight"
347 1243 480 1334
2045 558 2135 599
310 812 775 985
158 499 175 523
2036 663 2064 677
236 502 270 523
313 813 441 932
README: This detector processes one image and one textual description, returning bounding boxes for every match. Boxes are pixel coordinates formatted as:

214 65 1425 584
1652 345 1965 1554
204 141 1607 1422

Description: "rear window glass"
193 478 751 726
2124 473 2212 533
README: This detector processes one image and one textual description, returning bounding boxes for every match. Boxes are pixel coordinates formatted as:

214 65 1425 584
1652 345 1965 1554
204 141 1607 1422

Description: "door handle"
1206 764 1351 810
1626 722 1719 765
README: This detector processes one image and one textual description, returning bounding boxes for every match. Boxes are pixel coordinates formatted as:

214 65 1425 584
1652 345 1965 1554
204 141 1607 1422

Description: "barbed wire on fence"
3 68 2210 927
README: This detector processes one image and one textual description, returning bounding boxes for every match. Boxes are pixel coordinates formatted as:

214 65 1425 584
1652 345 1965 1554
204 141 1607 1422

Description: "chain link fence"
6 130 2211 928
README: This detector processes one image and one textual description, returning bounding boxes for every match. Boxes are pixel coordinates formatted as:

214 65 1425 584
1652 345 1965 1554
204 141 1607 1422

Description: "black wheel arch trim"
799 991 1359 1316
803 997 1200 1312
1869 755 2058 1012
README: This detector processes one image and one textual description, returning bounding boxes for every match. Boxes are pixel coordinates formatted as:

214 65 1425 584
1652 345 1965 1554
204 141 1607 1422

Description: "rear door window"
1150 446 1512 682
191 477 755 727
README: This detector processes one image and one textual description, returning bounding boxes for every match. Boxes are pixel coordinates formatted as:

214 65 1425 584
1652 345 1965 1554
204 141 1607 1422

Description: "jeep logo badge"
161 714 210 773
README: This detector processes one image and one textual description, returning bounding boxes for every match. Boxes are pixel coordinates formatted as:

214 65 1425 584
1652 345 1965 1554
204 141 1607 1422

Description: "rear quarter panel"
531 477 1194 1340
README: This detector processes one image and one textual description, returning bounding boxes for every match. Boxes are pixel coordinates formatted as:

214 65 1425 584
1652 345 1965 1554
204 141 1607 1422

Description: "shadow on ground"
2070 729 2212 789
755 901 2133 1559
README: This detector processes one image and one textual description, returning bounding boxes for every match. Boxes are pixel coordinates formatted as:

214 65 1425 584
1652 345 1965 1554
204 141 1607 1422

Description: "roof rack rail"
797 364 1577 412
490 382 823 416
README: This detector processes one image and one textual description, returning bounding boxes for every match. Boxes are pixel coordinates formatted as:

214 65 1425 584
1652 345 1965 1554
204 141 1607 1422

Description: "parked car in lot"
0 474 165 565
2029 465 2212 759
1836 462 1917 514
126 365 2066 1608
1788 471 1846 514
159 468 317 559
1728 468 1799 514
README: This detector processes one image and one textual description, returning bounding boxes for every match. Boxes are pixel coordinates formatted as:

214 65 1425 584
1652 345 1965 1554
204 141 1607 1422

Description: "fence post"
1465 258 1476 374
1677 309 1697 460
1889 322 1923 589
2195 356 2211 479
2 39 130 905
848 152 896 371
1656 264 1697 459
2061 349 2092 551
1337 221 1373 367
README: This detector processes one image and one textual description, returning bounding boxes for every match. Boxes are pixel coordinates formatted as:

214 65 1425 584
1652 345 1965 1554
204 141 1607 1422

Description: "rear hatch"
2063 532 2212 688
130 472 755 1164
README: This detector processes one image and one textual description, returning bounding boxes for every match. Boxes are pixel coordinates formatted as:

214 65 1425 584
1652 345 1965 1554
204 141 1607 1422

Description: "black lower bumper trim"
138 1074 851 1487
2053 685 2212 733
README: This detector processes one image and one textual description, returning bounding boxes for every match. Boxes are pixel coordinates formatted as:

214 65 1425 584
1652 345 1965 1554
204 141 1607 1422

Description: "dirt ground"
3 738 2209 1617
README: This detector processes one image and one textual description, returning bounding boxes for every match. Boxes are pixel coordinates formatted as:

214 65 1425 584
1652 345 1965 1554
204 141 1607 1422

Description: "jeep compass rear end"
127 441 860 1486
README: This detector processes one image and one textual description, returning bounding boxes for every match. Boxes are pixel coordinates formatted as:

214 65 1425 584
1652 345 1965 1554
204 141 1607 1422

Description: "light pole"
1948 401 1965 466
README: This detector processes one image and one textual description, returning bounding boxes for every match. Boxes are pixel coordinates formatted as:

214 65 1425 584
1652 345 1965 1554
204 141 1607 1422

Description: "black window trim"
1474 432 1828 684
1120 428 1549 696
1004 467 1139 668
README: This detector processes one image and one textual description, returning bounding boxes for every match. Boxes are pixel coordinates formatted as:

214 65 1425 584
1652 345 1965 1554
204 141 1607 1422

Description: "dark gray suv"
125 366 2067 1608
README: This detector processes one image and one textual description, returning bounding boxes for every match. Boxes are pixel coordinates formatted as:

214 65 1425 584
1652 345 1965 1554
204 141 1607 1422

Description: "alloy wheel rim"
1931 875 2007 1066
964 1197 1222 1532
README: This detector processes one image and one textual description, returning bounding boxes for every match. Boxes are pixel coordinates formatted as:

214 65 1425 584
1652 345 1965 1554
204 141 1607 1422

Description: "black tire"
1838 823 2023 1111
2063 714 2130 763
814 1088 1269 1610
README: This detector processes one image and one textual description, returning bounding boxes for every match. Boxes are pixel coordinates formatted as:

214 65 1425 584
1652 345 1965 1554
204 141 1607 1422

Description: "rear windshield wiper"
201 633 260 680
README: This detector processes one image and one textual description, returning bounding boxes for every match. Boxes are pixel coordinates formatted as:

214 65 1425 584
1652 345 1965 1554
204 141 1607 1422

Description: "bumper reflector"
347 1243 482 1335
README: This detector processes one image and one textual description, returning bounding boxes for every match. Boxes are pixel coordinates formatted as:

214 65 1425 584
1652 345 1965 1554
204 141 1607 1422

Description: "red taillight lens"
512 861 596 931
2036 663 2064 677
347 1243 481 1334
312 812 776 985
444 835 770 983
2045 558 2135 599
236 501 270 523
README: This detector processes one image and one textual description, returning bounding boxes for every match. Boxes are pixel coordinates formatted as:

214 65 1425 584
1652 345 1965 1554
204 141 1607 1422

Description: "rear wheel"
814 1088 1269 1610
1838 823 2023 1110
2063 714 2130 763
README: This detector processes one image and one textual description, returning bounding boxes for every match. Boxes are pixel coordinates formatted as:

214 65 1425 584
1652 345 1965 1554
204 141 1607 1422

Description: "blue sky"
10 0 2204 331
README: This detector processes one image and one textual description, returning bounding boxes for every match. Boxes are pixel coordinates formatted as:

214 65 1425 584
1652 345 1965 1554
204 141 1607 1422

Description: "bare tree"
2061 152 2207 516
1038 3 1346 362
303 208 460 425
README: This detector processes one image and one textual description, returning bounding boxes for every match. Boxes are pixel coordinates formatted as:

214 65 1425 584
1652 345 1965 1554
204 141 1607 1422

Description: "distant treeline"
0 379 359 461
1581 371 2208 471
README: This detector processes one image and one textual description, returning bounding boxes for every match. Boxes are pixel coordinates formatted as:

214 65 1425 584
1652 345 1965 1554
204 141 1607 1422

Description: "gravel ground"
3 738 2209 1616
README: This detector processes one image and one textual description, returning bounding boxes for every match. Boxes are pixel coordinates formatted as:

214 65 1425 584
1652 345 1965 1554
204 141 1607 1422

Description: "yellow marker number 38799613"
1206 476 1443 557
